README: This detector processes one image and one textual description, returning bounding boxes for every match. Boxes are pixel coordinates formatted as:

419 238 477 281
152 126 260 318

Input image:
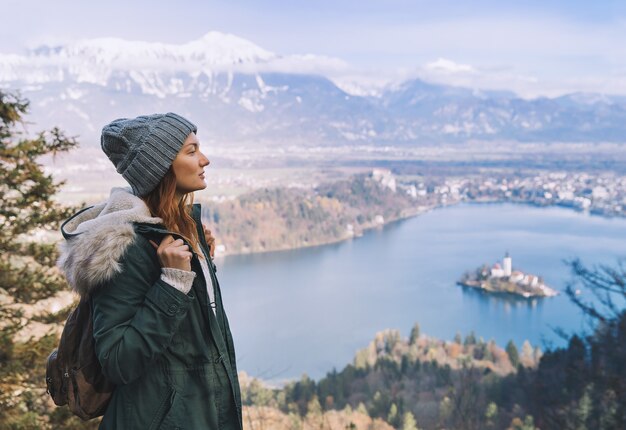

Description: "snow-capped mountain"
2 32 626 146
0 32 277 90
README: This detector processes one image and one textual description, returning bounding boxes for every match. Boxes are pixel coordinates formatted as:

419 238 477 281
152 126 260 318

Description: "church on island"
459 252 558 298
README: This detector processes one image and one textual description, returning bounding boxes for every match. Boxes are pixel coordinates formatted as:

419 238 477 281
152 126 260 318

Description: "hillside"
237 325 541 430
200 171 419 255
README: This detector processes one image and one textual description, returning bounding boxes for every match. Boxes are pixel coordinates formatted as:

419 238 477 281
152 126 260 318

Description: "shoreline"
457 279 558 299
212 198 622 259
212 204 433 259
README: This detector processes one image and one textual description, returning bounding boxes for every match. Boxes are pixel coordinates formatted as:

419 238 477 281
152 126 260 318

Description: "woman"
58 113 242 429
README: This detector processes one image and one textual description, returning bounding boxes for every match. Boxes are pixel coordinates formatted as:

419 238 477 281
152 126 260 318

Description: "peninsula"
458 253 558 298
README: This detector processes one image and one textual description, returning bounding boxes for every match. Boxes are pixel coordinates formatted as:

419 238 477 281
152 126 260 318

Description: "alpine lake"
217 203 626 383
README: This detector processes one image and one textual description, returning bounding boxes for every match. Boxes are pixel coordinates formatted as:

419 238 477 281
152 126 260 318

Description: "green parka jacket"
58 187 242 429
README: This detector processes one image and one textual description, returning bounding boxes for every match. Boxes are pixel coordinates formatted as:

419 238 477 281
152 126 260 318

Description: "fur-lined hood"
57 187 162 298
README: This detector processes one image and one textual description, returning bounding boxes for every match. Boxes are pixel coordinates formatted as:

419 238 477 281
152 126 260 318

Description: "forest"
199 170 420 255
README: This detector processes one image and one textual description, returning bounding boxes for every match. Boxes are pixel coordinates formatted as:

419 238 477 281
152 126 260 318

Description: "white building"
503 252 512 277
491 263 505 278
372 168 396 192
491 253 513 278
510 271 524 283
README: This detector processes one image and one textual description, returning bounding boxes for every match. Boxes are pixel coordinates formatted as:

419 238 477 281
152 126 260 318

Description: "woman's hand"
149 235 192 271
203 224 216 258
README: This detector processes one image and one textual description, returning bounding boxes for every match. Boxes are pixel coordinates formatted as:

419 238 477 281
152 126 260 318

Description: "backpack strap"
134 223 217 272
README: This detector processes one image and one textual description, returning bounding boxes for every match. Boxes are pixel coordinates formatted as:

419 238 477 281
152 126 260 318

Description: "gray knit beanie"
101 112 197 196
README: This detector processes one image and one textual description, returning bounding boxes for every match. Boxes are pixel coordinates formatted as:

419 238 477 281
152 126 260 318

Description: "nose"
200 151 210 167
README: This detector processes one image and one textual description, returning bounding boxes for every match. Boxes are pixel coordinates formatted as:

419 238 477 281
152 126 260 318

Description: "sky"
3 0 626 97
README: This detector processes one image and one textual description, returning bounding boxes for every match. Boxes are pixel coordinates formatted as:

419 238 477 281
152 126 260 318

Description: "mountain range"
2 31 626 146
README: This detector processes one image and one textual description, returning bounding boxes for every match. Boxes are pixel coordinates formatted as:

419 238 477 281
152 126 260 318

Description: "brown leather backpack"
46 298 115 420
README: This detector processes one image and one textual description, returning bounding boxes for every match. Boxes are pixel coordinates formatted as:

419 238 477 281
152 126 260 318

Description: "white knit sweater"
161 257 216 315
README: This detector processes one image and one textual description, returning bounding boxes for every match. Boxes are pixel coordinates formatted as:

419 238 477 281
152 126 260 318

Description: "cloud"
241 54 352 76
315 13 626 97
425 58 476 74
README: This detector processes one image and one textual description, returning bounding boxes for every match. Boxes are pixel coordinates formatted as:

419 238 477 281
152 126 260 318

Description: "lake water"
217 203 626 382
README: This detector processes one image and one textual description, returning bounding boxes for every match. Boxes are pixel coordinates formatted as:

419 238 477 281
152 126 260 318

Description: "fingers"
161 235 176 246
169 238 186 248
167 241 190 257
157 235 192 255
160 235 185 250
149 240 158 250
155 235 193 271
175 252 193 261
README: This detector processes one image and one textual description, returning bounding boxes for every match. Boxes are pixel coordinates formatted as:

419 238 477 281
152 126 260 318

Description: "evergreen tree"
409 323 420 345
485 340 496 362
401 411 419 430
564 335 587 398
506 340 520 368
572 386 591 430
484 402 498 428
464 331 477 346
0 90 88 428
597 389 618 429
454 332 462 344
306 395 322 417
520 340 534 365
523 259 626 429
449 366 484 430
305 395 323 428
438 396 453 427
387 403 399 428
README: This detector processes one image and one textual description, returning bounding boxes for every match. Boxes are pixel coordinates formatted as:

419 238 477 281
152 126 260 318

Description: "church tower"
503 251 512 277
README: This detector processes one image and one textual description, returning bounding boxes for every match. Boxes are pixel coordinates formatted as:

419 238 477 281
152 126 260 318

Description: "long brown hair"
141 168 203 258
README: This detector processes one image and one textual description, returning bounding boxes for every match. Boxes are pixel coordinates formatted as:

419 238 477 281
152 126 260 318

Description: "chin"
193 181 208 192
178 182 207 195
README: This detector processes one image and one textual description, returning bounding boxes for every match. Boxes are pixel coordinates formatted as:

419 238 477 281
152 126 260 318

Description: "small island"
458 252 558 298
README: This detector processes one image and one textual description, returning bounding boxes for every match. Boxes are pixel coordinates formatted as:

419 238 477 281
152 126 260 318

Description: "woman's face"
172 132 210 196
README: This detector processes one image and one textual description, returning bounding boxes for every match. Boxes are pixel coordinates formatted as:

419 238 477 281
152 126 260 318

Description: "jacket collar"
57 187 199 297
